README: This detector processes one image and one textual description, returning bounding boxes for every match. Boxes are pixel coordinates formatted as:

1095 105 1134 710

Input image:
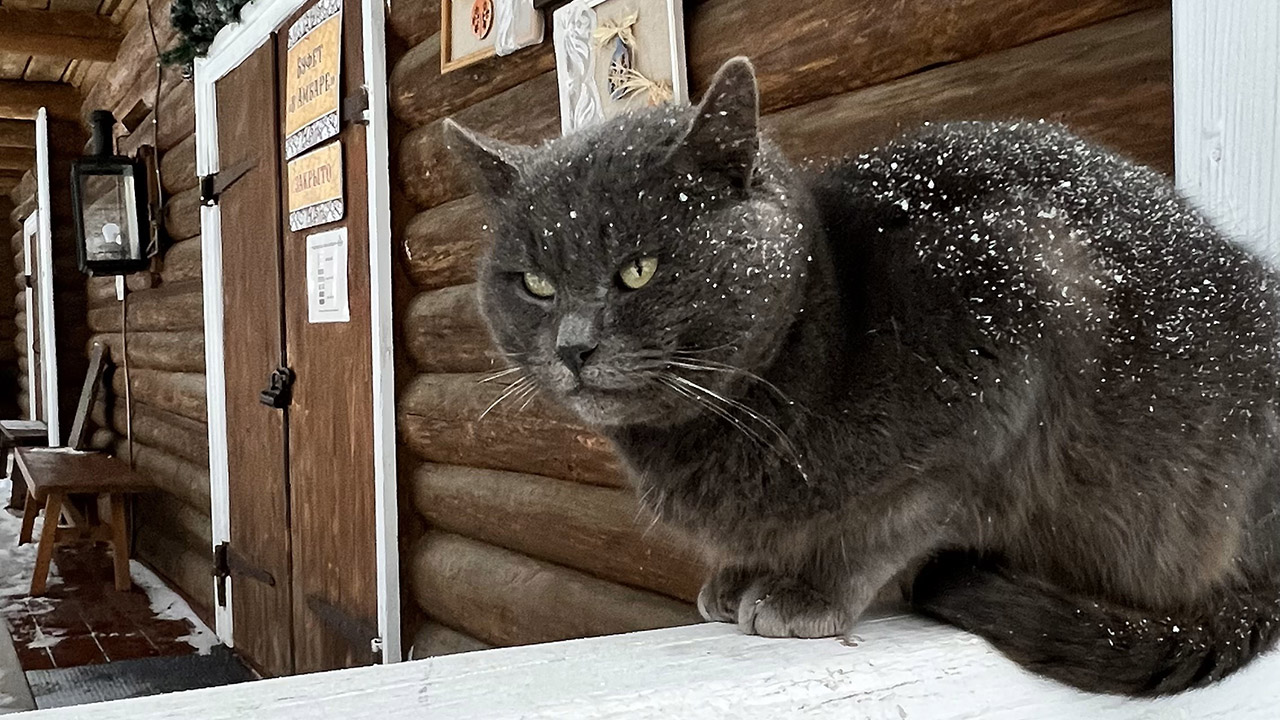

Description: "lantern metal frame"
70 110 153 276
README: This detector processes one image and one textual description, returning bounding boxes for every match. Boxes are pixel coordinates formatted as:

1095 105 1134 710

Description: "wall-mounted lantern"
71 110 151 276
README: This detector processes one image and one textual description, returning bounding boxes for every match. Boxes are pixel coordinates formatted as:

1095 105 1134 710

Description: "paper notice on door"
306 228 349 324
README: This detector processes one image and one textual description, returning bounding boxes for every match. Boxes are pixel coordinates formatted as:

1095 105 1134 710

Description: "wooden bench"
1 419 47 514
15 448 153 595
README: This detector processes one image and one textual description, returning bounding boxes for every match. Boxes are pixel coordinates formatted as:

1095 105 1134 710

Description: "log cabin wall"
386 0 1174 655
74 0 214 622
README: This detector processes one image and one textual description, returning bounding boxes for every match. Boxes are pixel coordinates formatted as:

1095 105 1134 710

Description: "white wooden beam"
1173 0 1280 261
18 618 1280 718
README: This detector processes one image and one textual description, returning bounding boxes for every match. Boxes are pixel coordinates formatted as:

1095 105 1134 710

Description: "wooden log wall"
76 0 212 623
386 0 1174 654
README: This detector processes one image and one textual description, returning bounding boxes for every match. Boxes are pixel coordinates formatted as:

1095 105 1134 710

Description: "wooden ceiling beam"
0 8 124 63
0 120 35 149
0 81 82 121
0 147 36 172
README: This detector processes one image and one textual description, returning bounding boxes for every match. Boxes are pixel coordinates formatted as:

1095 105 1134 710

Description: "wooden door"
215 42 295 678
21 214 43 424
276 0 379 672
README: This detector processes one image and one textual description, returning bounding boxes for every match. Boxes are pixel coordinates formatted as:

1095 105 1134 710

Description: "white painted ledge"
21 616 1280 718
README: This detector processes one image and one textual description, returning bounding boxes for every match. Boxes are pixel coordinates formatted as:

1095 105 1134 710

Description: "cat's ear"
443 119 525 197
672 57 760 191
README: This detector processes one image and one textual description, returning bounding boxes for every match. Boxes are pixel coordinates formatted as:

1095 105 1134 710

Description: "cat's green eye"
522 272 556 298
619 256 658 290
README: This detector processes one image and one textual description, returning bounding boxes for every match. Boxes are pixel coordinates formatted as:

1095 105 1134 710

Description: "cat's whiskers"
656 375 770 448
479 376 533 420
477 366 523 384
666 357 799 408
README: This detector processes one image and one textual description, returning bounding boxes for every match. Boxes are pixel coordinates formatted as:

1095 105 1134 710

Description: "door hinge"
200 157 258 206
22 274 33 289
343 85 370 126
213 541 229 607
370 636 384 664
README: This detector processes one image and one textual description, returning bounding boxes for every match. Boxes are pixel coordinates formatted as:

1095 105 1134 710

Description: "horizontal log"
397 372 629 487
687 0 1160 115
412 463 705 601
160 133 198 195
0 119 34 149
135 489 212 551
404 284 502 373
398 71 559 209
87 281 203 332
111 397 209 467
89 427 117 451
400 195 488 290
113 435 212 512
111 367 207 424
88 277 118 306
767 9 1174 174
0 7 124 63
389 30 556 128
408 620 490 659
164 185 201 241
135 524 214 622
0 147 35 173
10 170 35 208
90 330 205 373
118 80 196 156
410 531 700 647
81 0 177 122
160 236 201 285
389 0 440 45
0 80 81 121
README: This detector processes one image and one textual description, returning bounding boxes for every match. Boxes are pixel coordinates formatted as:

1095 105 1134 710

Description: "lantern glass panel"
78 170 142 264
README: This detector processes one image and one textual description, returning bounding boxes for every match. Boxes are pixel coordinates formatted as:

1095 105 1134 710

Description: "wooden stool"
15 448 153 595
1 421 47 514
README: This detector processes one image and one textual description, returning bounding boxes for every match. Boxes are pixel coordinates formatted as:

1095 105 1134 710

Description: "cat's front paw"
697 566 757 623
736 577 850 638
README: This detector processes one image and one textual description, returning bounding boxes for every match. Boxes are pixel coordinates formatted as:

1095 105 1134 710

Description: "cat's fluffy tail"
911 553 1280 696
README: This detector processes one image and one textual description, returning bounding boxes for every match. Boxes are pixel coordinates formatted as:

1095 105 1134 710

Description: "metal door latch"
259 366 296 408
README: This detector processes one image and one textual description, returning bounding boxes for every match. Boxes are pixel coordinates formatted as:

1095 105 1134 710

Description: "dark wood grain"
403 284 502 373
400 196 488 289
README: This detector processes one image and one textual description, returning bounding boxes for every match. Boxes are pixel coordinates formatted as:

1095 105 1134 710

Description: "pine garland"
163 0 253 66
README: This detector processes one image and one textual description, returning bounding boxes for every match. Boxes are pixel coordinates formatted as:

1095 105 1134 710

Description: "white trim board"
18 618 1280 719
1173 0 1280 261
34 108 60 446
195 0 399 661
21 213 39 423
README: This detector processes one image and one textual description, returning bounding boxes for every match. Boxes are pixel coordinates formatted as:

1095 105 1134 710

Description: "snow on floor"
0 476 217 658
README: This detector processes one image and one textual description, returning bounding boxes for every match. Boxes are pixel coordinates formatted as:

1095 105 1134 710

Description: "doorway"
195 0 399 676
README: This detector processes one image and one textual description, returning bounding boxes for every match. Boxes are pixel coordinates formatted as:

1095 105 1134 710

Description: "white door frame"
194 0 400 662
21 213 39 423
33 109 60 446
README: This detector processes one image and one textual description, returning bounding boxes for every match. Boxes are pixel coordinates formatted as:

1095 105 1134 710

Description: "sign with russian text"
287 140 344 231
285 0 342 159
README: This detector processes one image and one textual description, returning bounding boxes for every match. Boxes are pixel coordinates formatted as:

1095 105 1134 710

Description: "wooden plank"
163 184 202 240
113 436 211 511
0 80 81 120
400 195 488 289
66 340 106 449
159 235 201 284
15 447 153 495
410 531 700 647
411 463 705 602
1173 0 1280 257
110 398 209 467
135 487 213 550
397 373 630 488
0 9 123 63
767 9 1174 174
403 284 501 373
25 617 1280 719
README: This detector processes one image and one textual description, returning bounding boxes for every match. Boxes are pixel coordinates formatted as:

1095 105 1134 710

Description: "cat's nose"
557 342 597 376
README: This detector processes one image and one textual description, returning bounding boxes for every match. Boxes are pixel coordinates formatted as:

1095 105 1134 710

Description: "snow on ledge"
20 615 1280 719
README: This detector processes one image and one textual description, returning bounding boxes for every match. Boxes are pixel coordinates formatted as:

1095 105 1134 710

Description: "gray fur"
443 57 1280 695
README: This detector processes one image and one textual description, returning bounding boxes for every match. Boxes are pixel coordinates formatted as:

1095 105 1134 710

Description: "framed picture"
441 0 545 73
552 0 688 134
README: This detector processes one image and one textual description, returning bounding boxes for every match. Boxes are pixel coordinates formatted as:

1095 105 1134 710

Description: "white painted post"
1173 0 1280 261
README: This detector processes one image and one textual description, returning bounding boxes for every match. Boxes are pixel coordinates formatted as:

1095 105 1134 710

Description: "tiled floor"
3 544 206 671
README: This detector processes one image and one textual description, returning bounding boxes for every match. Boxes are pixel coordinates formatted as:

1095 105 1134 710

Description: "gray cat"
443 57 1280 695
